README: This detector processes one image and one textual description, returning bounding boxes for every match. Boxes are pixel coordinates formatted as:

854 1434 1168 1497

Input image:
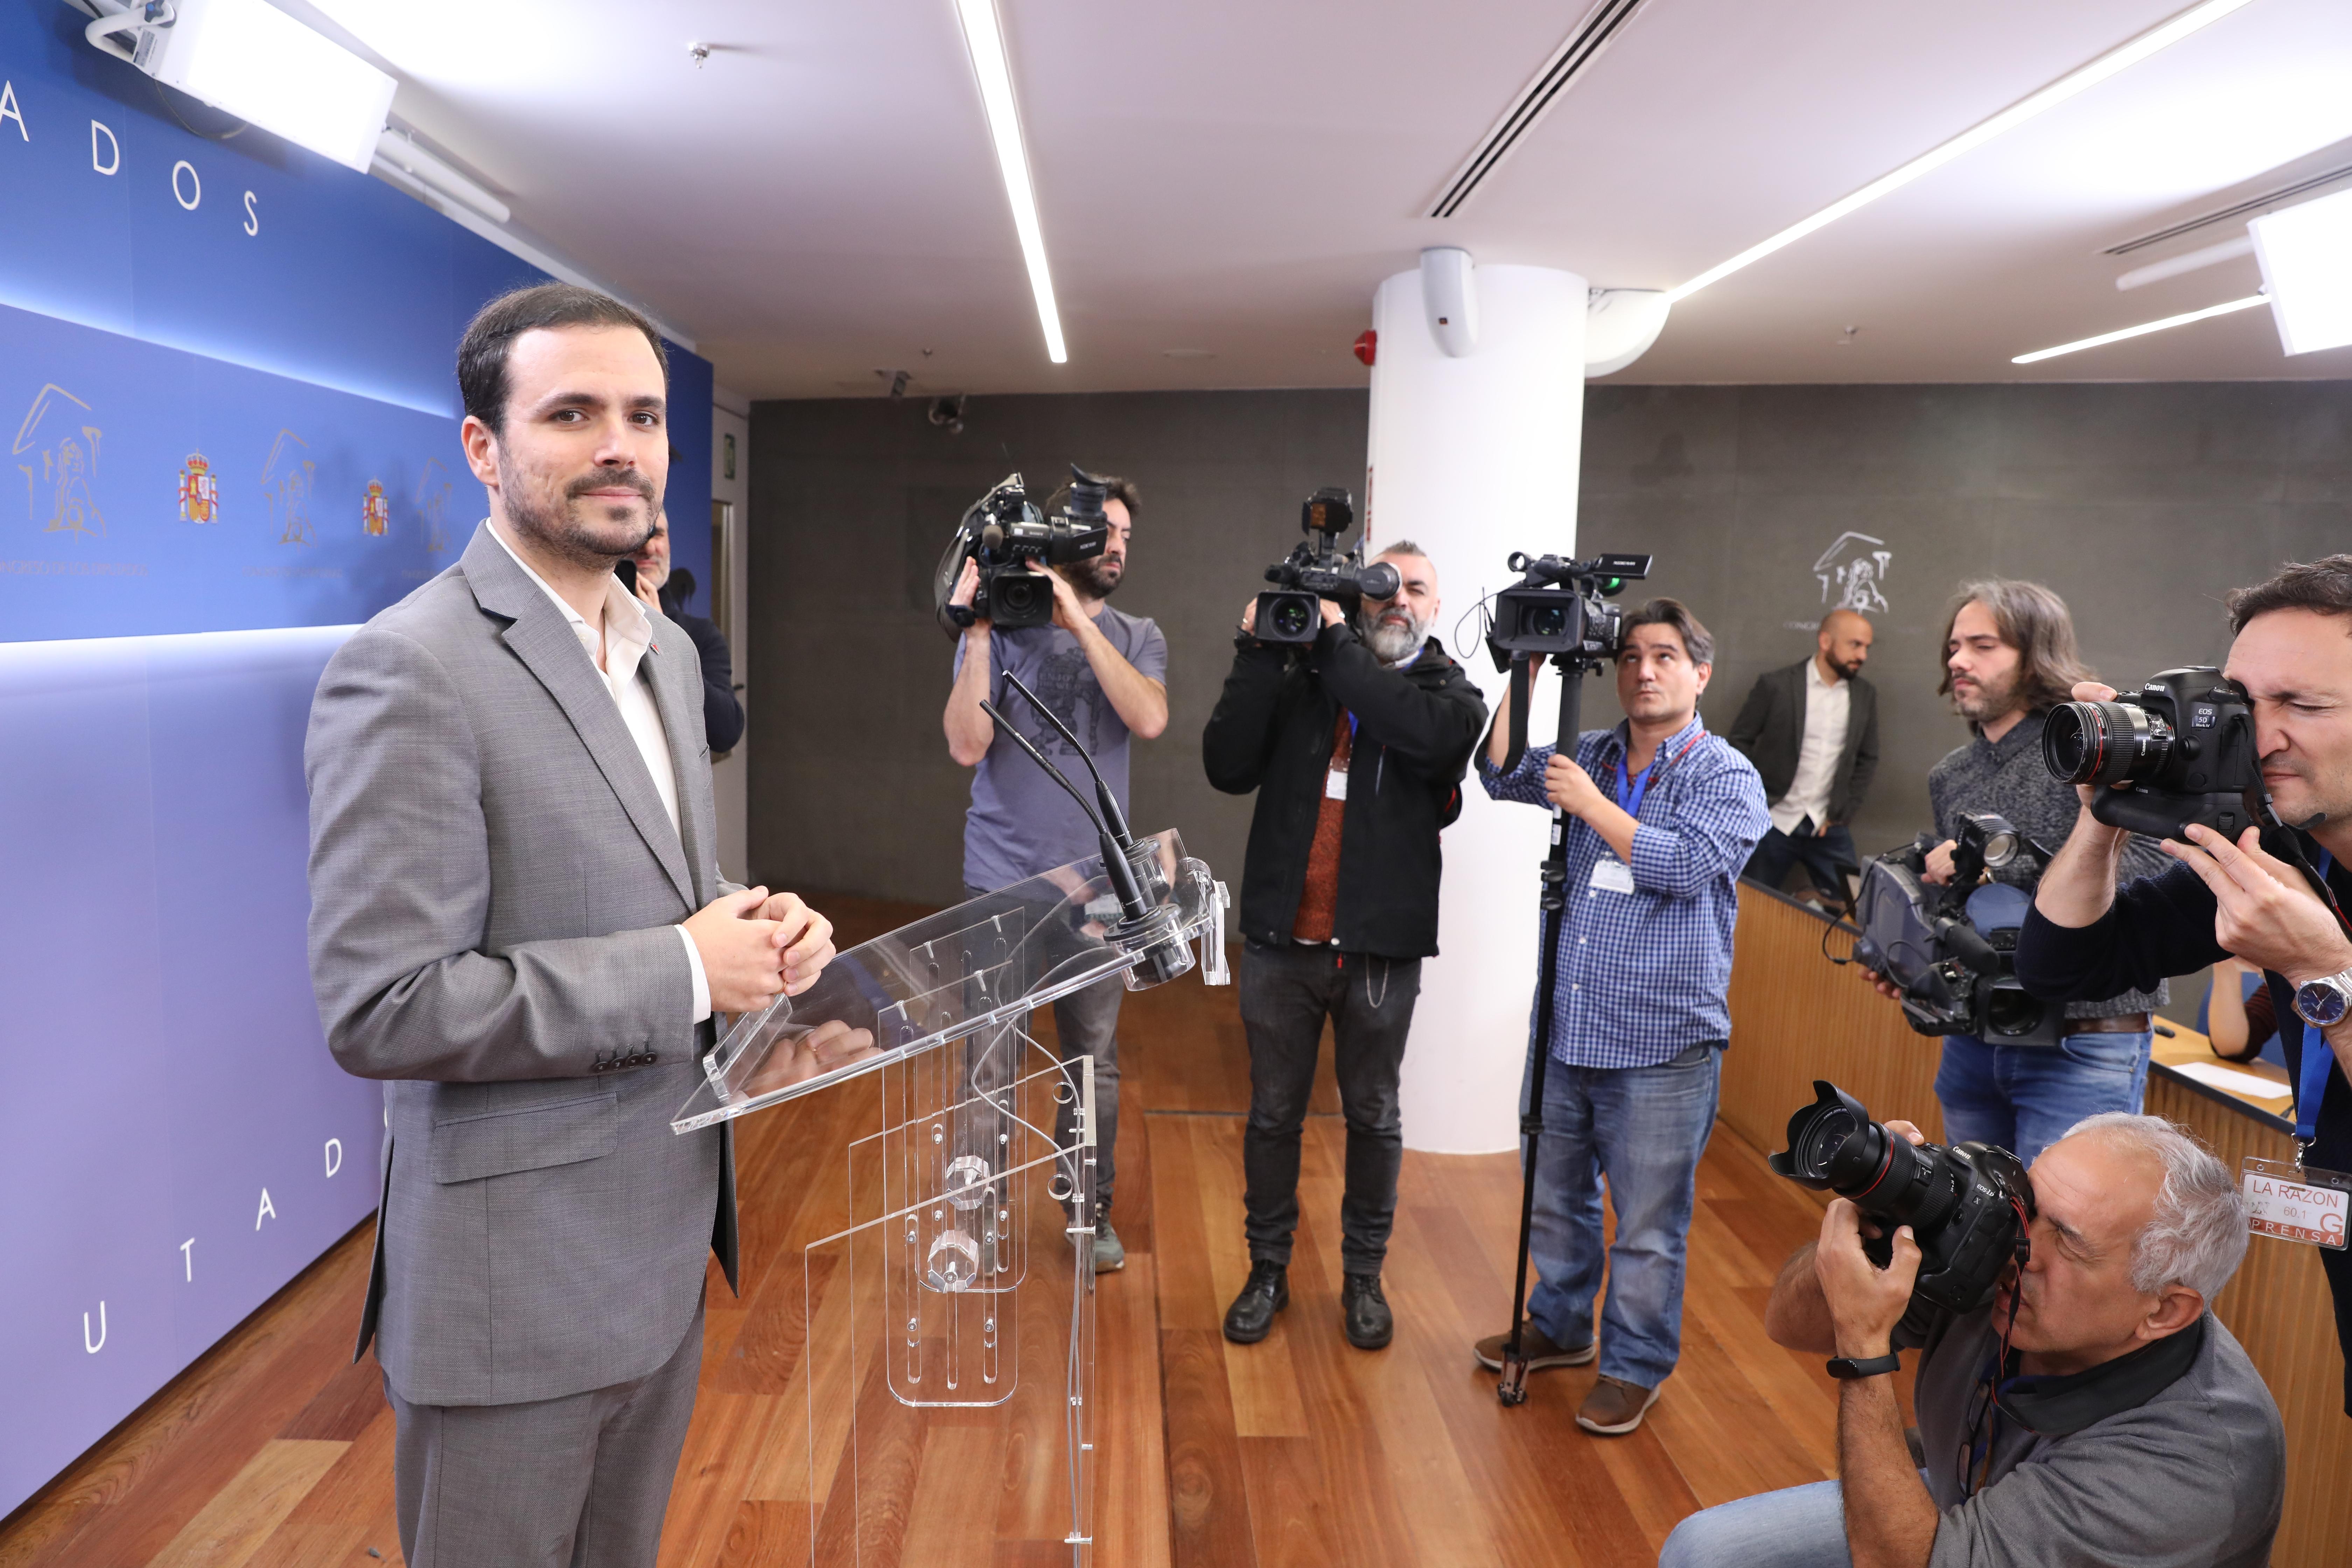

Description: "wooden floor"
1 895 1890 1568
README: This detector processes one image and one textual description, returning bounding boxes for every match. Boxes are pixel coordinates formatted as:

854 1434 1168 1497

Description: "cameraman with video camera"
1660 1110 2282 1568
1203 532 1486 1352
2020 555 2352 1416
1862 581 2168 1169
944 471 1164 1273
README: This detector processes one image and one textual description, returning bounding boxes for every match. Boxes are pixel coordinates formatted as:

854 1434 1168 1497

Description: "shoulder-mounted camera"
1849 811 2061 1045
1250 488 1397 645
932 466 1111 635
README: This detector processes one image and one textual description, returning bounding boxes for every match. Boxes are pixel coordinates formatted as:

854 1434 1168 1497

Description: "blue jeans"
1744 824 1858 902
1522 1040 1721 1391
1935 1029 2151 1169
1659 1479 1850 1568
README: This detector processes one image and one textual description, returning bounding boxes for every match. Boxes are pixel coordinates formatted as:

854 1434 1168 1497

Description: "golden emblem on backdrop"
179 454 220 523
13 384 107 539
262 429 316 546
362 478 389 537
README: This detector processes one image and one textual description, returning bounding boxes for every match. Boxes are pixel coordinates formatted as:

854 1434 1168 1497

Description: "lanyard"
1613 731 1707 819
2291 851 2343 1145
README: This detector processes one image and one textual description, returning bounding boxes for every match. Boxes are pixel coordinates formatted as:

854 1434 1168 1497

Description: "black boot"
1222 1260 1288 1344
1342 1273 1393 1350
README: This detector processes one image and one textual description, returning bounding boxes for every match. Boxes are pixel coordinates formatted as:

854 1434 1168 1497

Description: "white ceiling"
293 0 2352 398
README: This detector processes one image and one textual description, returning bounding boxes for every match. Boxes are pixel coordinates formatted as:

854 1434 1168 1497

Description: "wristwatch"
1827 1352 1903 1380
2292 968 2352 1029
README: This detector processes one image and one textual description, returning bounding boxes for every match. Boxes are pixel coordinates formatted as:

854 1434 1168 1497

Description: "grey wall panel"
748 381 2351 907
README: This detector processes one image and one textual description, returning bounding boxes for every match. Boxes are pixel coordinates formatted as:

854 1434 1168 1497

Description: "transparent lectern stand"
674 830 1227 1567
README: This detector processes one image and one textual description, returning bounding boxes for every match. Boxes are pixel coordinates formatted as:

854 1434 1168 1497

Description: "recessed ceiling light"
1664 0 2259 305
2010 294 2266 364
952 0 1068 365
2250 187 2352 355
1161 349 1214 359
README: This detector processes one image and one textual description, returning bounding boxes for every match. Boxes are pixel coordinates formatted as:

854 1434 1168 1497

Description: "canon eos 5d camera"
2042 667 2259 841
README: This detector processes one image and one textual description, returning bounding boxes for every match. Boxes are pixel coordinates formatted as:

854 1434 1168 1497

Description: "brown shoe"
1576 1374 1661 1435
1472 1324 1596 1373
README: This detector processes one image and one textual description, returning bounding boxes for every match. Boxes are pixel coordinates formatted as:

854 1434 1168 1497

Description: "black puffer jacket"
1202 624 1489 959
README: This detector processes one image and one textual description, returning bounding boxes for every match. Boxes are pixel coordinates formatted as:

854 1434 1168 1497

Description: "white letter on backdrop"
324 1138 343 1177
255 1187 276 1230
83 1301 107 1353
0 81 27 142
243 190 259 237
181 1238 195 1281
90 119 118 175
171 159 200 210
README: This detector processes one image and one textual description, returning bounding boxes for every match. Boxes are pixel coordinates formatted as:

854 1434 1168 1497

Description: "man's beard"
1071 554 1123 600
1828 652 1865 680
1361 604 1427 663
1953 666 2019 724
503 461 658 570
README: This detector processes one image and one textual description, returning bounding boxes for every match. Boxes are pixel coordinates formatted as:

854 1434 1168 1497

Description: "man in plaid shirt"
1474 598 1769 1435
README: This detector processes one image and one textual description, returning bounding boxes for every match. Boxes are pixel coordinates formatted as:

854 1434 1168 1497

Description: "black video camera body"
936 468 1110 634
1773 1081 2035 1344
1483 551 1651 669
2043 667 2260 841
1849 811 2060 1046
1252 488 1400 645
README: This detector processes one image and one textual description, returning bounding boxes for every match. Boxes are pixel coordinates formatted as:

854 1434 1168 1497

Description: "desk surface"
2151 1020 2296 1132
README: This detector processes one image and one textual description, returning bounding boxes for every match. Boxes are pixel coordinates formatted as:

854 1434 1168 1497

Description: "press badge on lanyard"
1588 734 1701 895
2242 848 2352 1250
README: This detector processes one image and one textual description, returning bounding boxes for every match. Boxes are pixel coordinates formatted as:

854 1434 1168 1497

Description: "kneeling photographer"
1858 580 2167 1169
2019 555 2352 1415
1661 1097 2281 1568
1202 498 1486 1352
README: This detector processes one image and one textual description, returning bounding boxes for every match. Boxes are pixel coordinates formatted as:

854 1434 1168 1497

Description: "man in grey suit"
1727 608 1880 904
305 283 836 1567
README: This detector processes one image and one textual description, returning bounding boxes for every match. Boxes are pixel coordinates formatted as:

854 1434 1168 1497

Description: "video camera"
1251 488 1398 645
2043 667 2260 841
933 466 1110 635
1483 550 1651 668
1848 811 2061 1046
1772 1081 2035 1346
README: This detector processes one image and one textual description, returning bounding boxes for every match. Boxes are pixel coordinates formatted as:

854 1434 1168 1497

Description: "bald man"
1727 609 1879 905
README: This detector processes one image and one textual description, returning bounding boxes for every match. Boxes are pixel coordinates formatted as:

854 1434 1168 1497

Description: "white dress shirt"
488 522 713 1022
1769 655 1851 837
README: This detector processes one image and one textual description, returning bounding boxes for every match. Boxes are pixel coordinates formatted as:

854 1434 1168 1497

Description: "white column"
1366 258 1587 1154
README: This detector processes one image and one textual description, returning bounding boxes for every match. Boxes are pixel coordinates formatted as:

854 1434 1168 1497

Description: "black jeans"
1238 940 1422 1277
1744 823 1858 901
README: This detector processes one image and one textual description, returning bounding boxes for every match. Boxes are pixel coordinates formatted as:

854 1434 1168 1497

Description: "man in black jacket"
1726 608 1878 903
1202 541 1488 1351
627 511 745 754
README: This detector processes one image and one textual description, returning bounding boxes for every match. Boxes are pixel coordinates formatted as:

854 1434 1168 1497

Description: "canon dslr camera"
1773 1081 2034 1345
933 467 1111 635
1252 488 1398 645
2042 667 2260 841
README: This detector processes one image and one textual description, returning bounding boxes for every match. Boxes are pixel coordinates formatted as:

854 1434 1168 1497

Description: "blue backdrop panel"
0 627 382 1520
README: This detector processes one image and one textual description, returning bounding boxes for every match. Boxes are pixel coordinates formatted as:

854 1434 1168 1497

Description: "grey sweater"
1926 710 2167 1020
1915 1308 2283 1568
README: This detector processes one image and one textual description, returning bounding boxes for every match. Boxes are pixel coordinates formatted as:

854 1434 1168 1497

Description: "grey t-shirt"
956 606 1167 891
1913 1306 2283 1568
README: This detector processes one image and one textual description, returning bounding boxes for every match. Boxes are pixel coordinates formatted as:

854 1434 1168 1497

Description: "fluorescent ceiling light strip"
954 0 1068 365
2010 294 2266 363
1662 0 2258 305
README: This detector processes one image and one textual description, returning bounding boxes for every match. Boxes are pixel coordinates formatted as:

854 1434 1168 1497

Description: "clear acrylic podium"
674 830 1227 1566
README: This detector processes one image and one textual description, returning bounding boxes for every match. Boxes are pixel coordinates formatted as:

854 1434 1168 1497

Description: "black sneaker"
1341 1273 1393 1350
1222 1260 1288 1344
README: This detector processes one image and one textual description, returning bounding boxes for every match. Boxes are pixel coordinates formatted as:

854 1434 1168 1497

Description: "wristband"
1827 1351 1902 1380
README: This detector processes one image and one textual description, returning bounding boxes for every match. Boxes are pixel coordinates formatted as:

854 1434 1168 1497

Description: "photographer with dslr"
1660 1109 2281 1568
1862 581 2167 1168
1474 599 1771 1434
944 470 1163 1273
1203 536 1486 1351
2021 555 2352 1415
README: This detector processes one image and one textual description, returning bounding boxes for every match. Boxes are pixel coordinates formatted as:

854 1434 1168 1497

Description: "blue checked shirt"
1480 712 1770 1070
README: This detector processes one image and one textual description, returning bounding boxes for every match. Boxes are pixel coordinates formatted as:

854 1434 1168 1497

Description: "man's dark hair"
1622 597 1715 665
457 283 668 437
2227 555 2352 634
1046 474 1141 521
1937 578 2093 714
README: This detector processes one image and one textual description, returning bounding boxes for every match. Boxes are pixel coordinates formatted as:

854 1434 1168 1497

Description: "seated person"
2202 954 2281 1066
1661 1113 2282 1568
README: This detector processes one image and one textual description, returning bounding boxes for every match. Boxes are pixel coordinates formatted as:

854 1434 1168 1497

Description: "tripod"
1493 644 1605 1407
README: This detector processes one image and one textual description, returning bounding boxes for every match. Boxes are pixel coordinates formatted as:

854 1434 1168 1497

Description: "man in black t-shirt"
2016 554 2352 1415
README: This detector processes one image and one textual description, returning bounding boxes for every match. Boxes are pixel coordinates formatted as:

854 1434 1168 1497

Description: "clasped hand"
682 887 838 1015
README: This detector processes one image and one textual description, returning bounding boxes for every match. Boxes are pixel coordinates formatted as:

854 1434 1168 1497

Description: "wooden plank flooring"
2 894 1874 1568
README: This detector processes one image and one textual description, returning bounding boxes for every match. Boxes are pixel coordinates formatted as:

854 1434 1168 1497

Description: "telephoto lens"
2043 698 2172 787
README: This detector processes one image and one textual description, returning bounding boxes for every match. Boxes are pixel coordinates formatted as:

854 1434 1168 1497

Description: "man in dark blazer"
305 283 835 1567
1727 608 1879 903
627 509 745 753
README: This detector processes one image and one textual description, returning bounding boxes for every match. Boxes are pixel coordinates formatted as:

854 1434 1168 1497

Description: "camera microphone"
980 522 1005 553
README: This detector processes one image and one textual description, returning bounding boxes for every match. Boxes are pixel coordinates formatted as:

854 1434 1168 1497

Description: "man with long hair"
1863 580 2166 1167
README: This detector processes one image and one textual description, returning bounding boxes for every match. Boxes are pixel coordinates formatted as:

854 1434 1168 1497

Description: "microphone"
1003 671 1138 853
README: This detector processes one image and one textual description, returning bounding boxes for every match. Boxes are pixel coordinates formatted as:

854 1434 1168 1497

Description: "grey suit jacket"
305 522 740 1408
1724 657 1880 826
